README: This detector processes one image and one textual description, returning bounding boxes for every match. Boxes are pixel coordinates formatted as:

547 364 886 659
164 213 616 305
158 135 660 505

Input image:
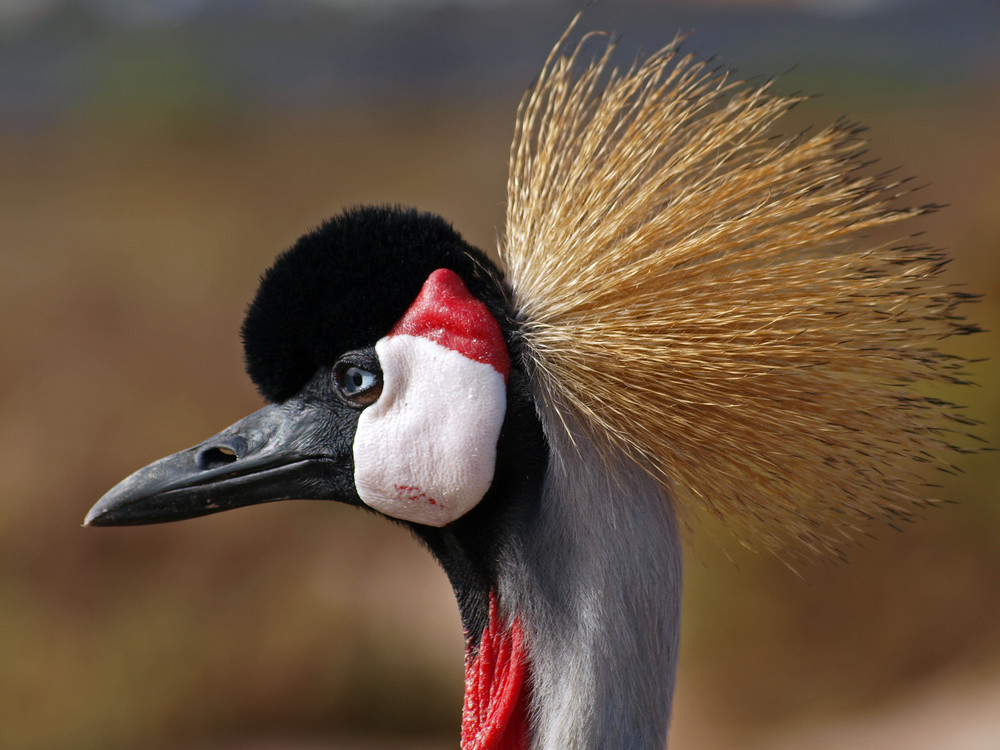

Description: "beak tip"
85 488 126 527
83 504 106 527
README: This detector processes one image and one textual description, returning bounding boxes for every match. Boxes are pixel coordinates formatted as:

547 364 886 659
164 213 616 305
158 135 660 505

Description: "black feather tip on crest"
241 206 508 403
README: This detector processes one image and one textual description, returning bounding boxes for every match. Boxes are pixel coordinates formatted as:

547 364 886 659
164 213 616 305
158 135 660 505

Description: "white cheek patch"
353 268 509 527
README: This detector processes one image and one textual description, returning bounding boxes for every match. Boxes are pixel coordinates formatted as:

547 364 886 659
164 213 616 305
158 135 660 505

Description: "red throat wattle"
461 592 531 750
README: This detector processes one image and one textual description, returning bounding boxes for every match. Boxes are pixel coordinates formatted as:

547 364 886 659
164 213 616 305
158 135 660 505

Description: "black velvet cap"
241 206 511 403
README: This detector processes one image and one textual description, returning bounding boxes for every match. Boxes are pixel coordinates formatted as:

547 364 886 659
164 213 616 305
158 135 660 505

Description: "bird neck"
498 425 684 750
418 381 683 749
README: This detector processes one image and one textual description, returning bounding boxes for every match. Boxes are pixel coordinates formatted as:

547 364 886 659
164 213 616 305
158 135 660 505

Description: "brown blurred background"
1 0 998 748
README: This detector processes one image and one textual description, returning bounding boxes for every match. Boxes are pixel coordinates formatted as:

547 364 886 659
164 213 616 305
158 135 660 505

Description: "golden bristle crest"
500 23 980 555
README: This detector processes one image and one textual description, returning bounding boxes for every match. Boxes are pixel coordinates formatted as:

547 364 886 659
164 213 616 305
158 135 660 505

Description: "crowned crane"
85 21 978 750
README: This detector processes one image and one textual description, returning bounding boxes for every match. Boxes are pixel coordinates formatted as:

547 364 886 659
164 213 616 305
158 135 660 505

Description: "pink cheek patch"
353 269 509 527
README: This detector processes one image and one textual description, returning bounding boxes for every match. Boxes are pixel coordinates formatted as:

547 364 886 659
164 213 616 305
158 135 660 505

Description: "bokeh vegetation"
1 3 997 748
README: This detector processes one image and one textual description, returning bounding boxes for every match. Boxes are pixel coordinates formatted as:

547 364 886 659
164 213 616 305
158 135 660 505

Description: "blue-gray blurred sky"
2 0 998 131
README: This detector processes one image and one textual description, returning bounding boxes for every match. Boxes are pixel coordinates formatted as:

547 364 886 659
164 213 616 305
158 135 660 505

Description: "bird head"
85 207 548 633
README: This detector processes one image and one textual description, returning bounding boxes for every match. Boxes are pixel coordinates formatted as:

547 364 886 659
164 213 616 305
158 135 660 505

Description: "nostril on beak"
197 446 239 471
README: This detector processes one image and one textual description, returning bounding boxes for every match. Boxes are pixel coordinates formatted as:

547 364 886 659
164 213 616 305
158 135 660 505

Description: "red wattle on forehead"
389 268 510 383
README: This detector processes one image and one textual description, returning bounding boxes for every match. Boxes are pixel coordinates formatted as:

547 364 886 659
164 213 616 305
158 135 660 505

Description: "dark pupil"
351 372 365 388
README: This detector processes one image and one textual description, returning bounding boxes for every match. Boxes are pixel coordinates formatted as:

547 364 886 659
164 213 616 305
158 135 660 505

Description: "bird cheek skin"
353 334 507 527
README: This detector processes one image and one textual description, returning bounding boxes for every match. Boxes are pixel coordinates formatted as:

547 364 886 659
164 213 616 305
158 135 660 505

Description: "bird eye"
334 357 383 407
343 367 375 394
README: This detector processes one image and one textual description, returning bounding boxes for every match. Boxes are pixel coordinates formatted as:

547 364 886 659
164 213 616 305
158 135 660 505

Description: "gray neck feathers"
498 414 683 750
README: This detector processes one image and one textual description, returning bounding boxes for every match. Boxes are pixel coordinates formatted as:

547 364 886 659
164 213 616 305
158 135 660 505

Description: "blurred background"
1 0 998 748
